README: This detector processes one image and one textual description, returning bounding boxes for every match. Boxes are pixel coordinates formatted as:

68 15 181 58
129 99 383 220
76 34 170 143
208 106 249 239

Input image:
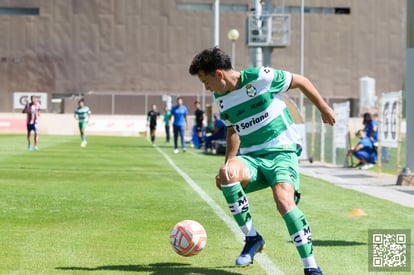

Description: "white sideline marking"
154 144 284 275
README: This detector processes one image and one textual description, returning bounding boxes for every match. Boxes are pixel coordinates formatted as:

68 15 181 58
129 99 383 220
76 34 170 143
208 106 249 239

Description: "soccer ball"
170 220 207 256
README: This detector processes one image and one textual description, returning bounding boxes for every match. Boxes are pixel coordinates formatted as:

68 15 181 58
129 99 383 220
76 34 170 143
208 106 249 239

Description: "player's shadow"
312 239 366 246
56 262 243 274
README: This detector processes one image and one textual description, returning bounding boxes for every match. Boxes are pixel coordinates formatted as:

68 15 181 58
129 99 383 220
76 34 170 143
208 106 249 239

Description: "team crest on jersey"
245 84 257 97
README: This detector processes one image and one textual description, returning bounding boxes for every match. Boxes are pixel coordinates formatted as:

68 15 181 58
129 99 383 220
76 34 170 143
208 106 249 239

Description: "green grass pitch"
0 134 412 274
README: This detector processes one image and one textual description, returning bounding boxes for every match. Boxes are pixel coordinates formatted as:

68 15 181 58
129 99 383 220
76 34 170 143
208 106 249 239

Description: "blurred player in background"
163 106 171 143
22 96 40 151
147 104 160 144
74 99 91 147
170 97 188 153
204 112 226 153
194 100 206 148
362 112 378 145
347 129 377 169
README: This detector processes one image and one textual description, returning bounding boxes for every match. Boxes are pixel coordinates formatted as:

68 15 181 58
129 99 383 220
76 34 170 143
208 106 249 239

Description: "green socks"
222 182 256 236
222 183 317 268
283 207 318 268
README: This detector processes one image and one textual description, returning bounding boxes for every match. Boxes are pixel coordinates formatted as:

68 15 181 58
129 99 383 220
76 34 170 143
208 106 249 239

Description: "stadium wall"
1 113 147 137
0 112 198 138
0 0 406 115
4 112 404 139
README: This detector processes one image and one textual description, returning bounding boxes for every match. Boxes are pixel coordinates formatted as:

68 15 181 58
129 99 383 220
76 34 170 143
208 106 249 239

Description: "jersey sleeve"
272 69 293 93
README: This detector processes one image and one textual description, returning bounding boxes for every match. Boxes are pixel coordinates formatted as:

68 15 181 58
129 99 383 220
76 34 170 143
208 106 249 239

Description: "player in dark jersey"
194 101 206 148
147 104 160 144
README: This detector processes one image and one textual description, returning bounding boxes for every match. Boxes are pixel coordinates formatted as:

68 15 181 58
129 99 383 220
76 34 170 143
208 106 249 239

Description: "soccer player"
170 97 188 153
147 104 160 144
194 100 206 148
163 106 171 143
204 112 226 153
22 96 40 151
74 99 91 147
347 129 377 169
362 112 378 144
189 47 335 275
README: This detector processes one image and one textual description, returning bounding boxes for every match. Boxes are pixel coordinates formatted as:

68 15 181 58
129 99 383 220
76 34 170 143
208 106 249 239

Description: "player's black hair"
79 98 84 103
189 47 232 76
362 112 372 125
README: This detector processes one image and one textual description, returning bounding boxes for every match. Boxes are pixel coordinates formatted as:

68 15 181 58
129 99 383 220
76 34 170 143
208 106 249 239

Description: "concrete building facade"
0 0 406 115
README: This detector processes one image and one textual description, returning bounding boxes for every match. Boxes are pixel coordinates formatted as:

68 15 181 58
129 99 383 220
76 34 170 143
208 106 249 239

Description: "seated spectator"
204 112 226 153
347 129 377 170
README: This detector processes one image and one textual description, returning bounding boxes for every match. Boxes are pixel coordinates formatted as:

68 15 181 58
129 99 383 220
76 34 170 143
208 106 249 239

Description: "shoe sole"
235 244 265 267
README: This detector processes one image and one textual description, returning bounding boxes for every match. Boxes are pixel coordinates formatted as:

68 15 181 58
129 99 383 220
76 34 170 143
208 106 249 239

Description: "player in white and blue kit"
22 96 41 151
189 47 335 275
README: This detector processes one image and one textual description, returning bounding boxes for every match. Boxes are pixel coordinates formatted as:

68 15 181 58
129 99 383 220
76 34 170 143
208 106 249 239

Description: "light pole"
227 29 240 68
299 0 304 115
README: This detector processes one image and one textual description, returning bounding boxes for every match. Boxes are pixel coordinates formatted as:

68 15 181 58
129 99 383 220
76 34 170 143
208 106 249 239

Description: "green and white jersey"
74 106 91 123
214 66 302 156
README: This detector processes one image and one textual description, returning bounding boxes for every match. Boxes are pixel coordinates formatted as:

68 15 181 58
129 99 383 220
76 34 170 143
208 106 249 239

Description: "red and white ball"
170 220 207 256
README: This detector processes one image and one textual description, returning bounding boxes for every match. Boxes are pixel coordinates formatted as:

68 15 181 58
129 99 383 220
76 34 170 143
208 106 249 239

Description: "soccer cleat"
235 233 265 266
353 161 362 168
81 141 87 147
359 163 373 170
304 267 323 275
174 149 179 154
34 146 39 151
28 145 32 151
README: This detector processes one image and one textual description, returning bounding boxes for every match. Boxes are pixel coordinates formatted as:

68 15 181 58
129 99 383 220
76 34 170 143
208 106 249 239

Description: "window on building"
0 7 39 15
334 8 351 14
176 3 248 12
285 6 351 15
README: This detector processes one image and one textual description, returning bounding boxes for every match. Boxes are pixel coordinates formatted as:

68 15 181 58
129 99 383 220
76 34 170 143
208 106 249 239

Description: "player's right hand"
215 174 222 190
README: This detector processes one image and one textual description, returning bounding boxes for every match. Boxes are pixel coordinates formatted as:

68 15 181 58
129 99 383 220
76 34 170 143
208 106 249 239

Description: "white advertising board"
333 101 350 149
380 91 401 148
13 92 48 110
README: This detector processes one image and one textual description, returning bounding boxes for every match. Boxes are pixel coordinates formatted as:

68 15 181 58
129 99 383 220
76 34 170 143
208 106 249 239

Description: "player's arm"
352 143 363 152
290 73 336 126
370 124 378 140
22 103 29 113
168 111 173 123
215 126 239 190
202 112 207 127
224 126 239 163
167 113 172 128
